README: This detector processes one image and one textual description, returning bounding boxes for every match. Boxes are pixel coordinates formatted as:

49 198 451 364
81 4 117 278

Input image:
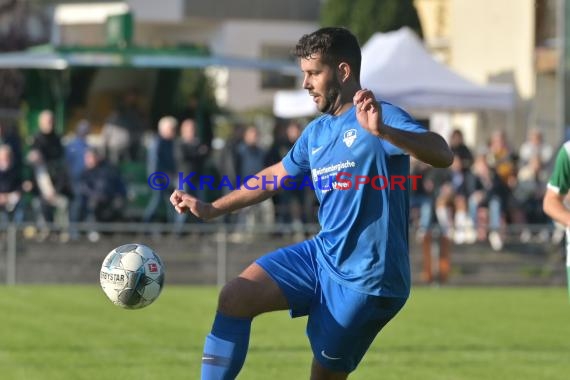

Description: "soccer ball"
100 243 165 309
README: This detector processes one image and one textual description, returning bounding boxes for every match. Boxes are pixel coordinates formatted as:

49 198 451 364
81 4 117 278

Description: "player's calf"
202 263 289 379
201 312 252 380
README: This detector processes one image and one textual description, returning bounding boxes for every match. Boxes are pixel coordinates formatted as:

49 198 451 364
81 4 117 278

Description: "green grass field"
1 286 569 380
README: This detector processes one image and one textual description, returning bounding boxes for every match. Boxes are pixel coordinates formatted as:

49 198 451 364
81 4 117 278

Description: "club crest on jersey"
343 129 357 147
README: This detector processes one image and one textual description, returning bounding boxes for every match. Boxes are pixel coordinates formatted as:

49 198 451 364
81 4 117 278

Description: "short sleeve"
380 102 427 156
548 144 570 195
282 125 311 176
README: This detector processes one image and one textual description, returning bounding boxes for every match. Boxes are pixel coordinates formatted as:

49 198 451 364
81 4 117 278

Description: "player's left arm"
354 89 453 168
543 145 570 226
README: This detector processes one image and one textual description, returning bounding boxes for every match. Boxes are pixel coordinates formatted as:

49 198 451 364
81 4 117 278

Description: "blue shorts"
255 239 407 373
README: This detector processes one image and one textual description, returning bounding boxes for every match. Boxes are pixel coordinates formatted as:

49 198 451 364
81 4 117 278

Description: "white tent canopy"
273 27 514 118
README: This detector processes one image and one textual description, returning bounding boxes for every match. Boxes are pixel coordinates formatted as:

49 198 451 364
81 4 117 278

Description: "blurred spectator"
416 164 451 237
514 128 554 239
418 164 453 285
218 123 244 185
449 129 474 171
518 128 553 166
469 154 508 250
217 123 245 225
236 126 266 178
78 147 127 224
0 144 23 224
143 116 178 224
65 120 91 239
233 125 273 234
27 110 72 242
174 118 210 230
436 154 478 245
409 157 432 232
0 119 23 173
65 119 91 182
265 121 306 234
175 118 210 194
515 155 550 241
486 130 526 228
486 130 517 187
102 90 146 164
31 110 64 165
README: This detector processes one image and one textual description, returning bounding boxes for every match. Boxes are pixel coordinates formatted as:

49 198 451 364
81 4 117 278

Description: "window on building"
535 0 557 48
260 45 297 90
535 0 559 74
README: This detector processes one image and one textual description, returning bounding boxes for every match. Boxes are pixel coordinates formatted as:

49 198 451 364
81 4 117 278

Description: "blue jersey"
282 102 426 297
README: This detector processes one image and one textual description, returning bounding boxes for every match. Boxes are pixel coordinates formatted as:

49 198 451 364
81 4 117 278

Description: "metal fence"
0 222 321 286
0 221 567 287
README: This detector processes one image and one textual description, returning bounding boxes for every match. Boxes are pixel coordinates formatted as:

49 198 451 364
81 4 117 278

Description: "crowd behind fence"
0 107 563 253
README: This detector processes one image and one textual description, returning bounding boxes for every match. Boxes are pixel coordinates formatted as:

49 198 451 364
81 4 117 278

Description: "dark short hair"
295 27 361 80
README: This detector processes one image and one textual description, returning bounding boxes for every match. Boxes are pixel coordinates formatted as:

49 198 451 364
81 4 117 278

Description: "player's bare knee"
217 278 251 316
311 356 349 379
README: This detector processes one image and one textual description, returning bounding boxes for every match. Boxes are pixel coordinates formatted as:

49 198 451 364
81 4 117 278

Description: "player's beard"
319 73 342 115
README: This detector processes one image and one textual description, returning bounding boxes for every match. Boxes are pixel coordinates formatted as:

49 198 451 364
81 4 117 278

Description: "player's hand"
170 189 189 214
354 89 385 138
170 190 214 220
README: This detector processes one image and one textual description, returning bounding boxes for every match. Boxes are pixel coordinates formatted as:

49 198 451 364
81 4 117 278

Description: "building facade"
415 0 561 148
54 0 319 112
31 0 564 147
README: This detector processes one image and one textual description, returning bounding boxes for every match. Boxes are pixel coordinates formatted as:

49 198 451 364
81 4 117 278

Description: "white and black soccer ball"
100 243 165 309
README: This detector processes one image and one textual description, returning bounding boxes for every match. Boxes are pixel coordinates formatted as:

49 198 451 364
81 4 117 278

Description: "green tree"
321 0 423 45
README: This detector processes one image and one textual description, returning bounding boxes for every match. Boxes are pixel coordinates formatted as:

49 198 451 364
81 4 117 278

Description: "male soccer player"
171 27 453 380
543 141 570 300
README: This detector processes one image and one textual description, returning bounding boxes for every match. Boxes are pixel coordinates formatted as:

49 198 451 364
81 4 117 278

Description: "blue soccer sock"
201 312 252 380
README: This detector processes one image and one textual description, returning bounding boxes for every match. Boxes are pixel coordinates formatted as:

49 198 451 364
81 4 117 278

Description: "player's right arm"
170 161 290 221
